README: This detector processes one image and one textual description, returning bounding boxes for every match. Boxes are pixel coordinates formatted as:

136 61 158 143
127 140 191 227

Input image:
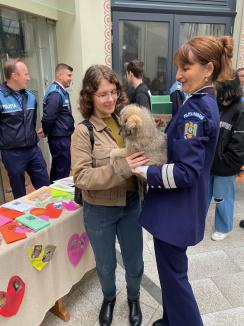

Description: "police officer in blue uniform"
126 35 234 326
42 63 74 182
0 58 50 199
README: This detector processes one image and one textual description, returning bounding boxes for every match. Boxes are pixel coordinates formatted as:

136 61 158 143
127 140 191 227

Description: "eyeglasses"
94 89 120 100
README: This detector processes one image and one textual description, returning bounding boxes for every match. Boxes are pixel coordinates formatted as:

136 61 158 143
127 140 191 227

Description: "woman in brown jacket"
71 65 148 326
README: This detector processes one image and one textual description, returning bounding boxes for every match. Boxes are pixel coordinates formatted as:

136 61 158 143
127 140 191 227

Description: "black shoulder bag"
74 120 94 205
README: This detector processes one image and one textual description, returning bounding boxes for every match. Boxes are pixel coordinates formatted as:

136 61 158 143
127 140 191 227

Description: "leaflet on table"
1 200 35 213
53 176 74 188
16 214 50 231
0 207 24 219
0 215 12 227
49 183 75 193
24 186 52 203
0 221 27 243
24 186 72 205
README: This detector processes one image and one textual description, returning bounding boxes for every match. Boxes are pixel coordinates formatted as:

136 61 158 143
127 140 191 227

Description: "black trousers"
48 136 71 182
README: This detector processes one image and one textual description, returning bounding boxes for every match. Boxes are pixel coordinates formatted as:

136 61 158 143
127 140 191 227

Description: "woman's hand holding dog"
126 152 149 178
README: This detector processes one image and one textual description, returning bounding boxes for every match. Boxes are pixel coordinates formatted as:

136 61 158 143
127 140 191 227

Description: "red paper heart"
30 203 62 219
45 204 62 218
29 208 46 216
0 275 25 317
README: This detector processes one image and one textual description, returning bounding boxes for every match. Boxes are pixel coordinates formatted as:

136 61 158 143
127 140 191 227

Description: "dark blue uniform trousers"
154 238 203 326
48 136 71 182
1 146 50 199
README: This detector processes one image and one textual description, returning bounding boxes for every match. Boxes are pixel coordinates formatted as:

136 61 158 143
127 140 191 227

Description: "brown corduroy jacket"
71 114 143 206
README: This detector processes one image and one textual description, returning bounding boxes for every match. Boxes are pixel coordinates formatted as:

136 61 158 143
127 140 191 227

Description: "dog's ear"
126 114 142 129
124 114 142 136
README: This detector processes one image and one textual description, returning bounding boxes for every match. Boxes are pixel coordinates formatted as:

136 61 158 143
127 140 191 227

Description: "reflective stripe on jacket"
42 82 74 137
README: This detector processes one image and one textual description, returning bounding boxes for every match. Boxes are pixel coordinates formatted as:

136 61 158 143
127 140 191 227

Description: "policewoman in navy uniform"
0 58 50 199
42 63 74 182
127 35 234 326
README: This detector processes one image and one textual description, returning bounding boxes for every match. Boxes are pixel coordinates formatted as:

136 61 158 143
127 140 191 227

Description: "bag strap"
80 119 94 150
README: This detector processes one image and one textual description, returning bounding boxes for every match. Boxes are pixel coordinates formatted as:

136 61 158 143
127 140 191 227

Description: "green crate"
150 95 171 103
150 95 172 114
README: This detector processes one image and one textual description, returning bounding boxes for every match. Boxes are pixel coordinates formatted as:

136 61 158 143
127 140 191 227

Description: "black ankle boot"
99 298 116 326
152 318 167 326
128 299 142 326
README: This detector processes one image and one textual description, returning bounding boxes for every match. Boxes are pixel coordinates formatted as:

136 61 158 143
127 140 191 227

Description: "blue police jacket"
140 86 220 247
42 82 74 137
0 83 38 150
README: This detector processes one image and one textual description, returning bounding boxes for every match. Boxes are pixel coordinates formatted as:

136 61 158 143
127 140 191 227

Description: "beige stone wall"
56 0 112 123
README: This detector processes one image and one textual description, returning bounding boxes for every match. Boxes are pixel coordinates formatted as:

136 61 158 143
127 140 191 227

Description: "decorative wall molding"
238 23 244 68
104 0 112 67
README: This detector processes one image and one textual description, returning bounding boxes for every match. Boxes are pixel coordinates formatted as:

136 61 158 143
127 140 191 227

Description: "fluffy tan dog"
110 104 167 165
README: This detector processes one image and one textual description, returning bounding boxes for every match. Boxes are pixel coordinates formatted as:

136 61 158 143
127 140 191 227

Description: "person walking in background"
169 80 187 116
71 65 146 326
236 68 244 93
42 63 74 182
209 78 244 241
0 58 50 199
126 59 151 110
126 35 233 326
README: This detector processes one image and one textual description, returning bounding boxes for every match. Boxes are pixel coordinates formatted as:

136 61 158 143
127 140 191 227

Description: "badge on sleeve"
184 121 198 139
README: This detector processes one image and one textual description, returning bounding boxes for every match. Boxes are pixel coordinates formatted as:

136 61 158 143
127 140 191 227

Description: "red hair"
174 35 233 82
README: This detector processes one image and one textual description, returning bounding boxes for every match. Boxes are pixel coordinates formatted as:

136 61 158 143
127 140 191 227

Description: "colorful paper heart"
28 244 56 271
0 275 25 317
45 204 62 218
30 203 62 219
67 232 89 267
29 207 46 216
38 215 49 221
62 200 79 211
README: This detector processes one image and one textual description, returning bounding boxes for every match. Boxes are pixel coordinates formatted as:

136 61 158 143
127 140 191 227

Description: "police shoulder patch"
184 121 199 139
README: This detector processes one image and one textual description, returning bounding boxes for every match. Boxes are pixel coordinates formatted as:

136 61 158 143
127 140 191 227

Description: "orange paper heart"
30 203 62 219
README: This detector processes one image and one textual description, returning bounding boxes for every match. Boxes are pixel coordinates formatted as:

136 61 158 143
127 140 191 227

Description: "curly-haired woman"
71 65 148 326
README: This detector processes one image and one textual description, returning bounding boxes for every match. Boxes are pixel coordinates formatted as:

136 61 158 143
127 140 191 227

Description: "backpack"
74 120 94 205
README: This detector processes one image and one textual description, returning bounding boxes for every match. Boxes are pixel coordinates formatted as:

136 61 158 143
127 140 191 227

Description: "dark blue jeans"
83 191 143 300
1 146 50 199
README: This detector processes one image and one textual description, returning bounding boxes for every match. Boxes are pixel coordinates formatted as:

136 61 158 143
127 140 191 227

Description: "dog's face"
120 106 143 138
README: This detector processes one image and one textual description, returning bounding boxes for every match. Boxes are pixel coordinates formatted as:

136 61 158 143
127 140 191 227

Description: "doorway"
112 12 233 94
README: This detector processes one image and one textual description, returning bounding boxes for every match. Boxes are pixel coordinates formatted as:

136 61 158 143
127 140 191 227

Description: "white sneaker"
211 231 231 241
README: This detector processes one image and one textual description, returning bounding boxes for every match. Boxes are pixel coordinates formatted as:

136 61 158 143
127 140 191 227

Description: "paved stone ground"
43 183 244 326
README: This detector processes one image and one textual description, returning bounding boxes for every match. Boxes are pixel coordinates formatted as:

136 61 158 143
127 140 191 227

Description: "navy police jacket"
0 83 38 150
139 87 220 247
42 82 74 137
